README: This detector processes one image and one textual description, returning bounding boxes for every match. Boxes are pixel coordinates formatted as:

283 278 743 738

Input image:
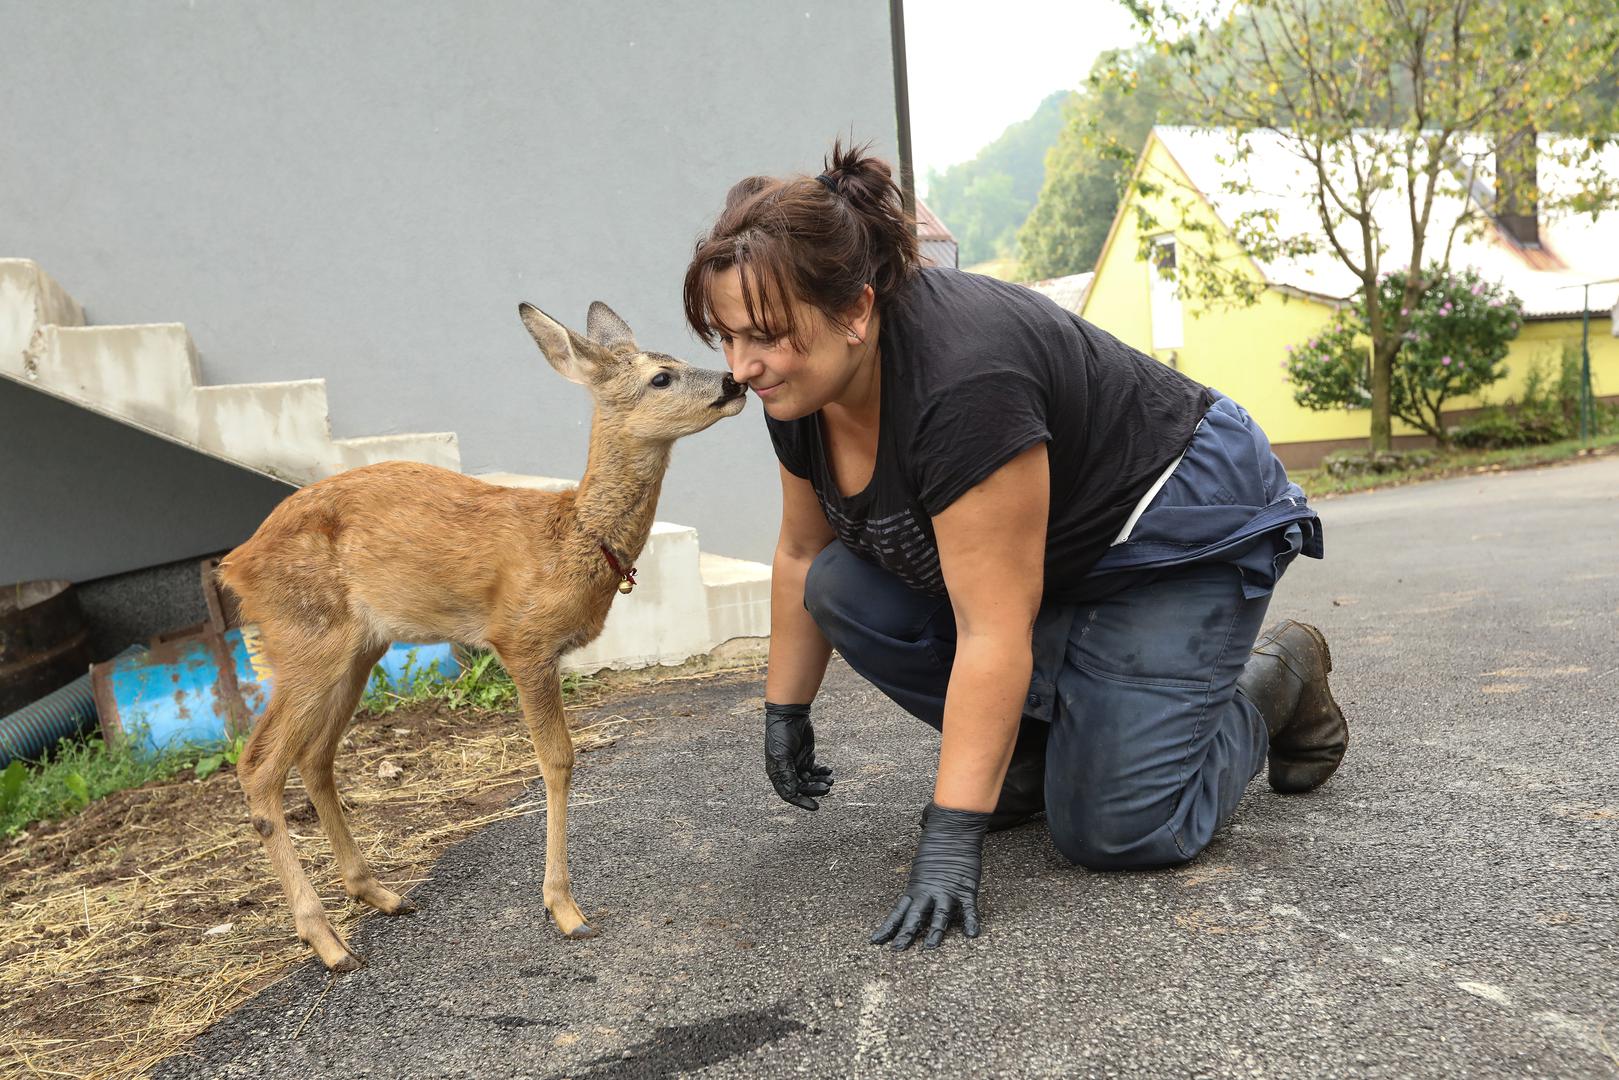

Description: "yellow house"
1079 126 1619 467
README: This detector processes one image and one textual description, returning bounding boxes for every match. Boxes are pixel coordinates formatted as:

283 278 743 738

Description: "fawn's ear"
585 301 638 355
519 302 600 385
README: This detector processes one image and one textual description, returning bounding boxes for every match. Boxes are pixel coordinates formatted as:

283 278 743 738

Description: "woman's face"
709 266 872 422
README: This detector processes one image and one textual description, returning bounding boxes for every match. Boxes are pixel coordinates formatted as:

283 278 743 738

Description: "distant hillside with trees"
923 90 1072 267
1018 47 1179 281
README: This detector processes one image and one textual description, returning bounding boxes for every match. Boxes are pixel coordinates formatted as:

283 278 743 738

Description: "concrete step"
24 323 203 442
472 471 576 493
700 551 772 645
564 522 709 673
0 259 83 369
334 432 461 475
195 379 333 482
1 259 464 484
560 526 773 673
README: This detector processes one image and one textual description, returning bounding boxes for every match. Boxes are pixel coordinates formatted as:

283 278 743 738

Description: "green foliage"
359 648 597 717
1019 48 1182 279
192 732 248 782
925 90 1073 266
0 760 25 816
0 735 218 837
1452 346 1616 448
1122 0 1619 449
1285 268 1523 443
1450 410 1566 449
361 649 468 716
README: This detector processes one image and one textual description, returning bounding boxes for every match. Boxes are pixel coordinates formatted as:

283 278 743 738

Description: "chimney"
1496 126 1539 247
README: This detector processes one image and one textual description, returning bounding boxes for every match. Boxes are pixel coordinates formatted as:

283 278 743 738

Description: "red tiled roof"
914 198 955 243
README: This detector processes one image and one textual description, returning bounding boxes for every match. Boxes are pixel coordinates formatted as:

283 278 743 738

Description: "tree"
1286 266 1523 444
1019 48 1179 279
926 90 1073 266
1122 0 1619 450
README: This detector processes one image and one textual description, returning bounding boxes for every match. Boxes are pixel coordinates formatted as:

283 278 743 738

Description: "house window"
1149 235 1184 351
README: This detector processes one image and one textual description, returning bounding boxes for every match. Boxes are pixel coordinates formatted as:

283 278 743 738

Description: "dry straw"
0 664 688 1080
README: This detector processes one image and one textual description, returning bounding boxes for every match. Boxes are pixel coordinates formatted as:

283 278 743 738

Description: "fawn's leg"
502 655 593 939
238 637 366 972
297 644 416 915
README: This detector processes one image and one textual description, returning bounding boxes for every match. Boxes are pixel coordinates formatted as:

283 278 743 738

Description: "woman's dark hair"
683 138 920 351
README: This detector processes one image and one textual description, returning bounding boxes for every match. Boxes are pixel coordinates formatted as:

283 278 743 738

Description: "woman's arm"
760 463 839 810
869 442 1050 950
764 463 837 704
930 443 1050 811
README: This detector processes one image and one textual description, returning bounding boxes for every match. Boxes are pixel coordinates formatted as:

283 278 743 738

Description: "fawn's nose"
721 373 744 397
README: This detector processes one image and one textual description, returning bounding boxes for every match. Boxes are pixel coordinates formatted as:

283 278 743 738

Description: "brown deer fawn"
217 301 747 971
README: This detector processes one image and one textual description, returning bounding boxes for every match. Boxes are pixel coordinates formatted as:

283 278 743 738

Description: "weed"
360 648 599 716
3 650 603 836
193 732 248 781
0 736 217 837
1297 431 1619 496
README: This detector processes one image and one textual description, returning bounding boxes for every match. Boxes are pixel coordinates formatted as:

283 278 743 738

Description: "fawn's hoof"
329 949 367 973
390 896 419 915
565 923 597 940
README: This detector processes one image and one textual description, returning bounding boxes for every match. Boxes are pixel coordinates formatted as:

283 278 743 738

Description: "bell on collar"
617 579 635 595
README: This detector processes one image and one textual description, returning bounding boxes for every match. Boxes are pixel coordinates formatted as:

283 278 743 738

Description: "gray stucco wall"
2 1 899 573
0 379 294 583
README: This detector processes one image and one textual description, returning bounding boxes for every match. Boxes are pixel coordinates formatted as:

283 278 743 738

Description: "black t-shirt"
766 267 1214 602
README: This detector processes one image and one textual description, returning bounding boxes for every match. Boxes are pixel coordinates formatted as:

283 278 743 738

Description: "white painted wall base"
2 257 772 673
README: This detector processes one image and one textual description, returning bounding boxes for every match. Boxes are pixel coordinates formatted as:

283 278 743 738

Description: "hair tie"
814 173 839 195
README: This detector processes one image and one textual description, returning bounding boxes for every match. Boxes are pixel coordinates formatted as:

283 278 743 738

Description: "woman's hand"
871 803 990 949
763 702 834 810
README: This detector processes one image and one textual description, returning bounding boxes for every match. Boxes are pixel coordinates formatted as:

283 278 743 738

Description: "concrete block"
0 259 84 377
563 521 712 673
700 551 772 644
472 471 577 493
333 432 461 475
195 380 334 484
23 324 201 442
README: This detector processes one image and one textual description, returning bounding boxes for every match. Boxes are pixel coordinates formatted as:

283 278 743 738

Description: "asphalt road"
159 457 1619 1080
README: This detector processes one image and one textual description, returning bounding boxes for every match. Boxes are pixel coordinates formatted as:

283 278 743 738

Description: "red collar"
599 544 638 593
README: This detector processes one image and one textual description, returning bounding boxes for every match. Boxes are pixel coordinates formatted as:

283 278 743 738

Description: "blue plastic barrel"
93 627 461 756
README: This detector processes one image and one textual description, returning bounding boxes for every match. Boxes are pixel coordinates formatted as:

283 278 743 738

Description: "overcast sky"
903 0 1143 187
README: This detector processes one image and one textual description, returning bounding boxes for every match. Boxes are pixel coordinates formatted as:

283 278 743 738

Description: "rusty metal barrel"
0 580 93 716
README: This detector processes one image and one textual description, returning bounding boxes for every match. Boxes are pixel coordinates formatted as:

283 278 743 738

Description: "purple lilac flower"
1441 355 1453 366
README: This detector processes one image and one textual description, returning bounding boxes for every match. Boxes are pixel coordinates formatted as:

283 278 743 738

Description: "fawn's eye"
650 371 673 389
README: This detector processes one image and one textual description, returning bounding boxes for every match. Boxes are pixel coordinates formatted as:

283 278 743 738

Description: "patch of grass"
0 657 701 1080
0 736 219 838
359 648 600 717
1295 432 1619 497
3 651 609 839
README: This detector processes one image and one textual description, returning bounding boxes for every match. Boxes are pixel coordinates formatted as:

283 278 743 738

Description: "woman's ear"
842 284 877 344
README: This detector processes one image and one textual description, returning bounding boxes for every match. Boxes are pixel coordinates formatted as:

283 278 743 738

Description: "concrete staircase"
1 258 771 673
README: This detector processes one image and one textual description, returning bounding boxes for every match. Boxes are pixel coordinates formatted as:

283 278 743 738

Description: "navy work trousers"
805 540 1272 869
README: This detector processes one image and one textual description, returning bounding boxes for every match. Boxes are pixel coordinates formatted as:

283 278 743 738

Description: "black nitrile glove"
871 802 990 950
764 701 834 810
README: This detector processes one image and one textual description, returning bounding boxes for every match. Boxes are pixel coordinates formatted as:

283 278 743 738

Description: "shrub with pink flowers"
1284 267 1523 445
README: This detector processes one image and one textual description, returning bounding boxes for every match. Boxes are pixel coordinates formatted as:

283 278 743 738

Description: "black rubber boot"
1237 620 1349 794
987 716 1049 830
920 716 1049 832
